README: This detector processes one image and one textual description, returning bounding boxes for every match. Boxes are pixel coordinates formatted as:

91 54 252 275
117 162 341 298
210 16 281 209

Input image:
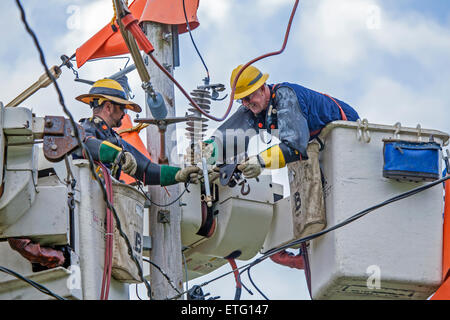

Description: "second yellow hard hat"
230 65 269 100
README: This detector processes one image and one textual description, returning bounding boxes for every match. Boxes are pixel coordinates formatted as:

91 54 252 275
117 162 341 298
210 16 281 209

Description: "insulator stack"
186 88 211 164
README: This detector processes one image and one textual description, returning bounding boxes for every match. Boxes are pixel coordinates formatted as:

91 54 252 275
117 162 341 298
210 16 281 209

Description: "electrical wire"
182 0 210 83
246 266 269 300
227 258 242 300
136 179 191 208
135 283 143 300
226 259 254 298
98 163 114 300
144 0 300 122
0 266 66 300
241 175 450 277
263 174 450 258
167 173 450 300
239 274 254 297
143 258 182 296
14 0 152 300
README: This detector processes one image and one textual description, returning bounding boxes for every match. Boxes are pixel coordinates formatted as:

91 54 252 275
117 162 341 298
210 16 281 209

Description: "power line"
136 179 191 208
246 267 269 300
182 0 210 83
143 258 181 296
0 266 66 300
168 173 450 300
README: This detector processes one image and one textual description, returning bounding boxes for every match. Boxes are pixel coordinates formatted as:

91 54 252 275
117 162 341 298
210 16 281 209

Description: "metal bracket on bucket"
357 118 371 143
43 116 85 162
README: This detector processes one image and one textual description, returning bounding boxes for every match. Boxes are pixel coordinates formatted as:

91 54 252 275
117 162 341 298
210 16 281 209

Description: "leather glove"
237 155 264 179
175 166 202 184
269 250 305 270
208 167 221 183
8 238 65 269
120 151 137 176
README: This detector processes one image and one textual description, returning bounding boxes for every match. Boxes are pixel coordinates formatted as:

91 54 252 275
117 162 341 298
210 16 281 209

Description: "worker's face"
107 101 126 127
240 85 268 115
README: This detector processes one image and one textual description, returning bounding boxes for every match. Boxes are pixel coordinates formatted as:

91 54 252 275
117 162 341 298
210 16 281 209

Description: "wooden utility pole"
142 22 183 299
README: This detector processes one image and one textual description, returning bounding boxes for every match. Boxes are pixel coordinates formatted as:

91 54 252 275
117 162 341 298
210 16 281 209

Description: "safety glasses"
114 103 126 112
237 88 259 105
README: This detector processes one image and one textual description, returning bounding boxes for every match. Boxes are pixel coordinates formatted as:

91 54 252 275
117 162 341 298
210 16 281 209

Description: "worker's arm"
258 86 310 170
76 119 198 186
120 139 192 186
83 136 199 186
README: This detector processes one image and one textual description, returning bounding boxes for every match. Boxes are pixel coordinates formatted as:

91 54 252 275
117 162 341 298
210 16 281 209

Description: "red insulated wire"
227 258 242 289
105 166 114 299
145 0 300 122
98 162 114 300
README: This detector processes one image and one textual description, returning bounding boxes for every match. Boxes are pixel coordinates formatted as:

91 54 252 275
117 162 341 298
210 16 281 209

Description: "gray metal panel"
0 175 70 245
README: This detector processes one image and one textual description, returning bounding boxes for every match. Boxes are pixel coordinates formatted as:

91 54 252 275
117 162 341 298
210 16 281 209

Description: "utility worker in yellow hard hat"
201 64 360 271
74 78 201 186
7 79 202 271
203 64 360 178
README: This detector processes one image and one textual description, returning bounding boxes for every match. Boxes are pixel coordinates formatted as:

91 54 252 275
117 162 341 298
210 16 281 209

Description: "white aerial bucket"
310 120 449 300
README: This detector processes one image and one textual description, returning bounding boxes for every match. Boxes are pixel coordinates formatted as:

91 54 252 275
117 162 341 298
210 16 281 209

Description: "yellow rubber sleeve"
259 144 286 169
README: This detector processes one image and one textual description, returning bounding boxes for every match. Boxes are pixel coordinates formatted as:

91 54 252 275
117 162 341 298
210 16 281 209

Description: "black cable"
0 266 66 300
143 258 182 296
182 0 210 83
246 267 269 300
135 283 143 300
136 180 191 208
15 0 153 300
240 276 254 296
243 174 450 273
234 267 253 296
167 174 450 300
234 286 242 301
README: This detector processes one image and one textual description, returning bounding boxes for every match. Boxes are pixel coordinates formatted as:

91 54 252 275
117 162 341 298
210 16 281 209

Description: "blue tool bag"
383 139 441 182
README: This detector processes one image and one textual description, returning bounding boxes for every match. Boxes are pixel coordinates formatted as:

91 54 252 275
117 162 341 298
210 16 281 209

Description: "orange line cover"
75 0 199 68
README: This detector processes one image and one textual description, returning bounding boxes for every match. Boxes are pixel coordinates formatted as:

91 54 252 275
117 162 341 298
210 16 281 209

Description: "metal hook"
361 119 371 143
416 124 422 142
394 122 402 139
239 181 250 196
357 119 371 143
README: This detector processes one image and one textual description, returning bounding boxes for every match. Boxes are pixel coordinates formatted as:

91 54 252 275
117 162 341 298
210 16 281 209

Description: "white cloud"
59 1 115 58
196 0 232 28
296 0 380 72
357 76 448 131
372 12 450 71
257 0 295 17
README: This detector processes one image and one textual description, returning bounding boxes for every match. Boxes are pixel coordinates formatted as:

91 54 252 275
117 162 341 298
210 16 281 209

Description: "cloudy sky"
2 0 450 300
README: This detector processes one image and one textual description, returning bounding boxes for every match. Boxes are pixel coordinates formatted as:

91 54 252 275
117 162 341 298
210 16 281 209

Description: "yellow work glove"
175 166 202 184
237 156 264 179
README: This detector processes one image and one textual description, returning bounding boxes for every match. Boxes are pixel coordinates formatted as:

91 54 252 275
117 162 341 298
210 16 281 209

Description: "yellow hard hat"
230 65 269 100
76 78 142 113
